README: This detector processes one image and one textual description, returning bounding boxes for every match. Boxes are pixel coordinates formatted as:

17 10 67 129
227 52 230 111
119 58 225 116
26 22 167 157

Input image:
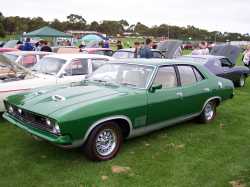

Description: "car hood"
157 40 182 59
9 83 128 116
0 54 32 75
210 45 241 65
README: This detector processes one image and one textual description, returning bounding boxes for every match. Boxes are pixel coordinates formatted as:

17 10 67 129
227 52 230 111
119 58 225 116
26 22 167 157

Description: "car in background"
0 54 113 111
81 48 113 56
52 46 80 54
3 59 234 161
178 55 250 87
4 51 52 69
112 48 164 59
178 45 249 87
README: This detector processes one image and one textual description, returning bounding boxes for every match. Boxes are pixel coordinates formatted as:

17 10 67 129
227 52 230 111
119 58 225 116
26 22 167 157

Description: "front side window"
220 58 232 67
178 65 197 86
89 63 154 89
153 66 177 88
65 59 88 76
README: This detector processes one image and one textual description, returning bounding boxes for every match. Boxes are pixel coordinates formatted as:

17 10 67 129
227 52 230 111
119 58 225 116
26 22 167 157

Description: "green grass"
0 58 250 187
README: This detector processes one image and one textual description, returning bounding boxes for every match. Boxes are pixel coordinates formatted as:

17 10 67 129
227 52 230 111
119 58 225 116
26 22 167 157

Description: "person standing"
134 41 141 58
40 41 52 52
243 46 250 68
22 38 34 51
139 38 153 58
116 40 123 50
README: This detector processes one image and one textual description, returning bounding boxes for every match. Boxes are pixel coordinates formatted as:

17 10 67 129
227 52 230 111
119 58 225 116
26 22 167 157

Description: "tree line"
0 12 249 42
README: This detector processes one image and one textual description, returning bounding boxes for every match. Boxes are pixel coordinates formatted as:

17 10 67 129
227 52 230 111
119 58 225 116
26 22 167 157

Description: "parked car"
0 54 112 111
4 51 52 68
178 55 250 87
81 48 113 56
113 48 164 58
3 59 234 161
0 48 18 53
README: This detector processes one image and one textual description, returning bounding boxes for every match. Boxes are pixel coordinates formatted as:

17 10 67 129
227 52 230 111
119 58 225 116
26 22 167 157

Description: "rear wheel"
198 101 217 123
84 122 123 161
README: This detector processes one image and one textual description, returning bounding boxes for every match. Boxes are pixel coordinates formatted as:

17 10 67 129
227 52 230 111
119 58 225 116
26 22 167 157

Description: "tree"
89 21 99 31
134 22 149 35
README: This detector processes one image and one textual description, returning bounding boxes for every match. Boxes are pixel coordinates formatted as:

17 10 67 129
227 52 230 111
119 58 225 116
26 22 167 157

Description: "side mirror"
149 84 162 93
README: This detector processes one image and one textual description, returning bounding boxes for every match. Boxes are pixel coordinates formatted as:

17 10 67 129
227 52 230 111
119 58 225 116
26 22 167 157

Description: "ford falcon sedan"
3 59 234 161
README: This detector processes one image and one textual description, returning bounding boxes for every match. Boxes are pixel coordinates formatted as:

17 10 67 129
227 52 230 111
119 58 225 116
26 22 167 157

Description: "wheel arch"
201 96 221 111
83 115 133 143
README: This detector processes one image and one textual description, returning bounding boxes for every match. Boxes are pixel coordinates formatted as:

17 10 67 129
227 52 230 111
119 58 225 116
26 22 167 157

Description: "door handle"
203 88 210 92
176 92 183 97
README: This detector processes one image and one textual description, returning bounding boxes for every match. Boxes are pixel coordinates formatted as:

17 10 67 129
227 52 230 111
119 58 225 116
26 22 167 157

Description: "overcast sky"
1 0 249 34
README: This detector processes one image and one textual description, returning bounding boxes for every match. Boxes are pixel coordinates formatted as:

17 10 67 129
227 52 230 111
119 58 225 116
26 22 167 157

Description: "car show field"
0 58 250 186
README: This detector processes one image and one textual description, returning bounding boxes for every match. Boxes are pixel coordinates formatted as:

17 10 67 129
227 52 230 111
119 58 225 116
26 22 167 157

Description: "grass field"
0 54 250 187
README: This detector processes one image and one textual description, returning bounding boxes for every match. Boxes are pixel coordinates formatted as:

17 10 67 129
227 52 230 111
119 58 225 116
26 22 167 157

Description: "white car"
0 53 113 111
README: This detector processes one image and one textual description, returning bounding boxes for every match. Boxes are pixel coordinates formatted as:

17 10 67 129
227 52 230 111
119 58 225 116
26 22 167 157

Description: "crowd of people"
16 38 52 52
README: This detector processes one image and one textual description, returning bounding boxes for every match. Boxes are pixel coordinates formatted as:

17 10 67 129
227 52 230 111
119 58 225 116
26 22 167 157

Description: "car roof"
45 53 113 60
5 51 53 56
117 48 160 52
183 55 225 60
83 48 113 52
110 58 200 67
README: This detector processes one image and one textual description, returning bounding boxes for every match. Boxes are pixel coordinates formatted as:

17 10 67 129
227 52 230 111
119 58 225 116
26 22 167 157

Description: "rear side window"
178 66 197 86
193 68 204 81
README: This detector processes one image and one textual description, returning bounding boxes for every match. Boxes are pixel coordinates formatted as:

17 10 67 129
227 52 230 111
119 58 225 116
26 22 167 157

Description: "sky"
1 0 249 34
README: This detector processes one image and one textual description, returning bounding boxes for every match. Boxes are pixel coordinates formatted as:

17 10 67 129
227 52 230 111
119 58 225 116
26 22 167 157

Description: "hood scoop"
35 90 47 96
52 95 66 102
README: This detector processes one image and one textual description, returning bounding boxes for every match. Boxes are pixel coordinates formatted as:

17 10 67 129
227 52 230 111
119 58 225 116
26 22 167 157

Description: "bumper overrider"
3 101 72 145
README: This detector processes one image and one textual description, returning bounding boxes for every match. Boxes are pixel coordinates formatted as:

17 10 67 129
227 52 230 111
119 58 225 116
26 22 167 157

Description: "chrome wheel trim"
240 75 245 87
204 103 214 121
95 128 117 157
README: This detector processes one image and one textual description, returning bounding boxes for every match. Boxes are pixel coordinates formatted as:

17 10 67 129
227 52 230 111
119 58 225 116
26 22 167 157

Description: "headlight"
8 105 14 113
52 123 61 134
46 118 52 127
18 108 22 115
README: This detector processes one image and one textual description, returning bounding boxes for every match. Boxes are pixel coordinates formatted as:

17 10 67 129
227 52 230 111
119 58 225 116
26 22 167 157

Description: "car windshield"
3 54 18 62
112 51 134 58
32 57 66 75
88 63 155 89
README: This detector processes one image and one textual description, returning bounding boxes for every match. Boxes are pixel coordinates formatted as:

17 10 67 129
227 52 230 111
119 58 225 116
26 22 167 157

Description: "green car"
3 59 234 161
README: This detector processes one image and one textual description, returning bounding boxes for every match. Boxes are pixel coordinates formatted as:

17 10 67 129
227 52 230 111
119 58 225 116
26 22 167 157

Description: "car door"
57 58 89 84
147 66 183 125
177 65 211 116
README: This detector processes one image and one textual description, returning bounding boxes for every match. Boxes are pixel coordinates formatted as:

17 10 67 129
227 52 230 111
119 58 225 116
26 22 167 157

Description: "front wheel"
236 74 246 87
198 101 217 123
84 122 123 161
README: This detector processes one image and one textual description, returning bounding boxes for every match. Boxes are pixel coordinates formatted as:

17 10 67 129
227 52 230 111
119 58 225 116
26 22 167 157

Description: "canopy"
82 34 103 43
24 26 72 38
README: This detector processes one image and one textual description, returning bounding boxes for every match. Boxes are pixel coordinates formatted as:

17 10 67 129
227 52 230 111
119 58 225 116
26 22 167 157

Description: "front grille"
5 101 55 133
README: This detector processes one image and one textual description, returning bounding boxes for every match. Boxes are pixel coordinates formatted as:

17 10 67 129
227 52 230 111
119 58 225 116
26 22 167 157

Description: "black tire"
198 101 217 124
236 74 246 87
84 121 123 161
